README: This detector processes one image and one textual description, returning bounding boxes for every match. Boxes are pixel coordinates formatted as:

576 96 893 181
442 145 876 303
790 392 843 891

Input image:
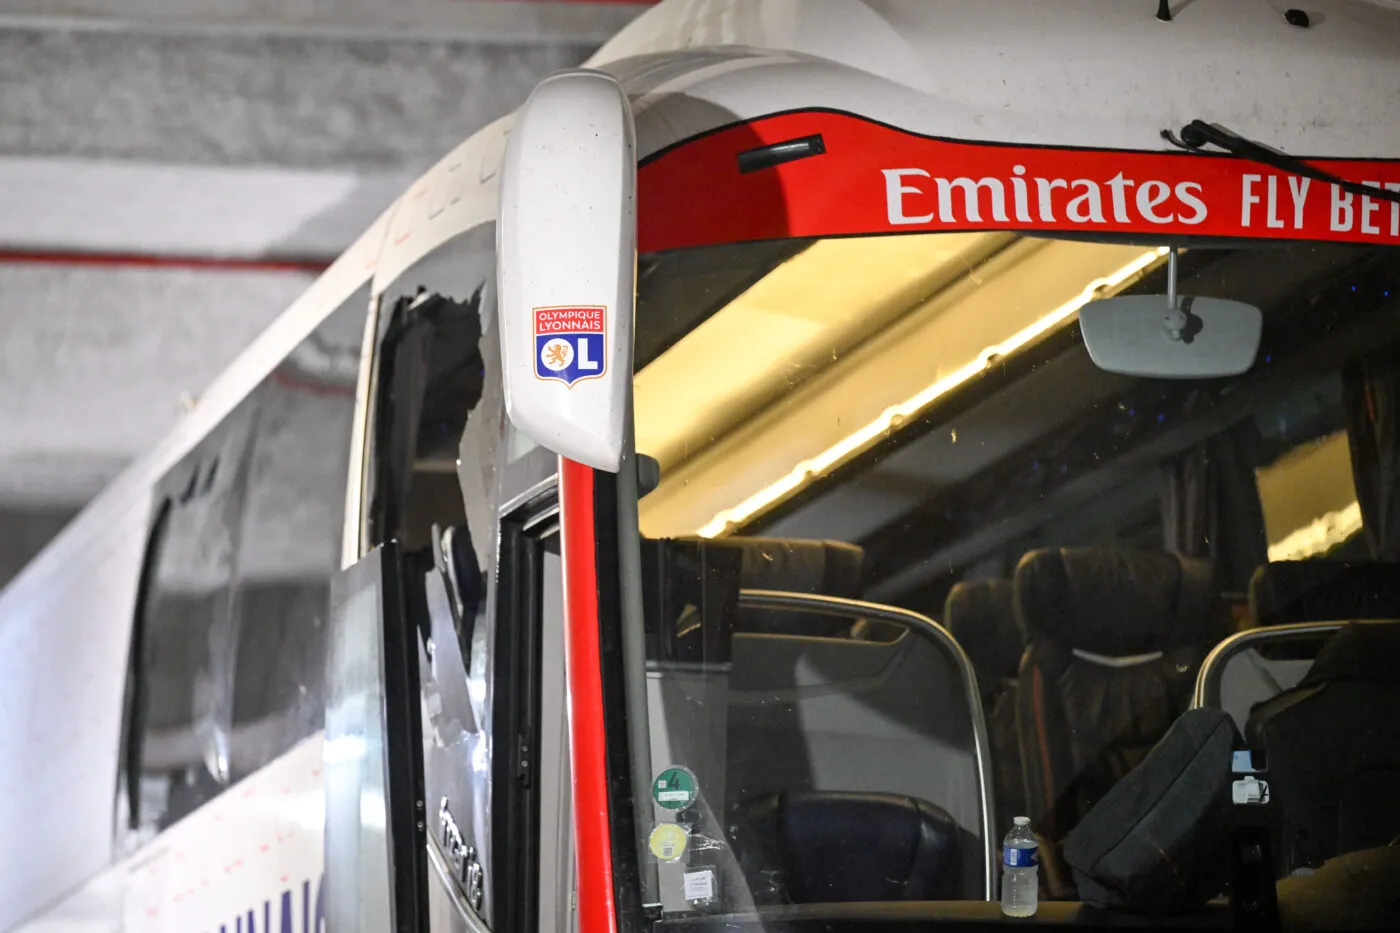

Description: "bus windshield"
619 230 1400 923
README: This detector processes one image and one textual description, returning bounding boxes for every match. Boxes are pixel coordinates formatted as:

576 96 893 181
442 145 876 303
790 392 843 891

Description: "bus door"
324 541 427 933
325 513 567 933
330 168 574 928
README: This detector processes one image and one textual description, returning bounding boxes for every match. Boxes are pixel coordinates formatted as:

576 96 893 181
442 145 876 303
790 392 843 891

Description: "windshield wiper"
1164 119 1400 206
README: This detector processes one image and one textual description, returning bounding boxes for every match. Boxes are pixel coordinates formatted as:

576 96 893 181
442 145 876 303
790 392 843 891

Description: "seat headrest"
1250 561 1400 627
944 580 1022 698
706 537 864 598
1299 621 1400 689
733 791 962 902
1014 548 1218 657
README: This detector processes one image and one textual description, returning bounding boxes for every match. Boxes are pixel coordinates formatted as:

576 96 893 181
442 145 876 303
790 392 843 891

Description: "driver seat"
729 790 963 903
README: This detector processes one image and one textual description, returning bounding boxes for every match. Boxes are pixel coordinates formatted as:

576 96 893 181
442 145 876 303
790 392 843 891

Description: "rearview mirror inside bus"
1079 294 1262 379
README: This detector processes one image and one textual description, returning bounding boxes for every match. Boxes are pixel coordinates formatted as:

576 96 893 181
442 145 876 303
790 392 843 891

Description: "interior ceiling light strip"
1267 500 1363 562
696 247 1169 538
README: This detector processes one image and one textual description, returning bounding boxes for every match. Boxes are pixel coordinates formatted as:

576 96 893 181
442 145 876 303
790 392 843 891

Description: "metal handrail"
736 588 997 901
1191 621 1345 710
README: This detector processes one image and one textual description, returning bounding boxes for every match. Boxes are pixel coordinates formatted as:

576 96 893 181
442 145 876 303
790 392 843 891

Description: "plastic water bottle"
1001 816 1039 917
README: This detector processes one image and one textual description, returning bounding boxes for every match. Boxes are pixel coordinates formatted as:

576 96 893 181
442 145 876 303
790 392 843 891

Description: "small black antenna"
1156 0 1172 22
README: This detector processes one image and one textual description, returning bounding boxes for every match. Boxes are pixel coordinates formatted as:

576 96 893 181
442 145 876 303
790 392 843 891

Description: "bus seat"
1012 547 1223 897
1194 560 1400 732
944 579 1023 707
1207 624 1336 735
1249 560 1400 627
943 579 1026 827
733 537 863 597
1245 621 1400 874
729 790 962 903
704 536 864 637
726 621 987 898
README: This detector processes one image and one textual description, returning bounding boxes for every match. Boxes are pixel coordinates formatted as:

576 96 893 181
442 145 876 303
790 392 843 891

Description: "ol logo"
534 305 606 387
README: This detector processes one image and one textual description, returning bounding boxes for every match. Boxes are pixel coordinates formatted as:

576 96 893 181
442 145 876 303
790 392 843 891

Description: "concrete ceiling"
0 0 654 584
0 1 653 521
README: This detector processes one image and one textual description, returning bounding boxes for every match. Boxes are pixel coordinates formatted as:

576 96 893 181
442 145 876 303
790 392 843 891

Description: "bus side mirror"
496 69 636 472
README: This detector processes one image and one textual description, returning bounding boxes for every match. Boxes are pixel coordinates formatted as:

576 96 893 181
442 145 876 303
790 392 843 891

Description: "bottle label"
1003 844 1038 868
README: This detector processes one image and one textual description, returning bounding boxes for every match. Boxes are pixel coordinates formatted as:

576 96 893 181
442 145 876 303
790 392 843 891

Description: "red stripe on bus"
638 109 1400 253
559 457 618 933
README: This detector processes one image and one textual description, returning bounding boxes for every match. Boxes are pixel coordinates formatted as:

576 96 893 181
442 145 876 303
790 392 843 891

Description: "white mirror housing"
497 69 636 472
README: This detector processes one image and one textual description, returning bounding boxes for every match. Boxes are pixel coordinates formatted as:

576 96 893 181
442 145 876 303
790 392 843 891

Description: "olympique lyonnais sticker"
652 766 699 811
533 305 606 387
638 109 1400 253
648 822 689 862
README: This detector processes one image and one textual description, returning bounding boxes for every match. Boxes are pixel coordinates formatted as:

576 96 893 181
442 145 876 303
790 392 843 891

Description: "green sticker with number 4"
652 766 698 810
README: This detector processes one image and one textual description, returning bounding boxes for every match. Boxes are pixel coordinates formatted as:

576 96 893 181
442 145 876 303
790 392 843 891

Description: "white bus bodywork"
3 0 1398 929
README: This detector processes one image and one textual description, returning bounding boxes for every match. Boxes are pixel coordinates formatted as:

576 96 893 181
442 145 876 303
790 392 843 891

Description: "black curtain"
1161 419 1267 592
1162 445 1215 561
1344 353 1400 560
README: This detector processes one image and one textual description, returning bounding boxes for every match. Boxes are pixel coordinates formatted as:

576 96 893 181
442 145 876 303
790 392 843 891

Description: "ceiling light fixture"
696 246 1170 537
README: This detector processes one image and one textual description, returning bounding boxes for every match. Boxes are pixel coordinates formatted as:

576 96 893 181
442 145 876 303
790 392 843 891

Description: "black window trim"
115 493 174 841
491 483 559 933
381 540 431 933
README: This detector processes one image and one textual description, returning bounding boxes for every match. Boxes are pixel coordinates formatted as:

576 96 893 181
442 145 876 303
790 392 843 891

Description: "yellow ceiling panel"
634 231 1004 470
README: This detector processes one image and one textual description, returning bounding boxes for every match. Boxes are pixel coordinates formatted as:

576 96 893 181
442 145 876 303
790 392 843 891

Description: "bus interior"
630 231 1400 918
381 228 1400 924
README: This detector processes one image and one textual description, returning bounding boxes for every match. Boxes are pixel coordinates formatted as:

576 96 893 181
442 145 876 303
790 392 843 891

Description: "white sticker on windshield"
683 869 715 902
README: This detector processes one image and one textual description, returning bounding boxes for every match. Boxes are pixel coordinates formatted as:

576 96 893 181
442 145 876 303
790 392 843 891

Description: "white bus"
4 1 1400 931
